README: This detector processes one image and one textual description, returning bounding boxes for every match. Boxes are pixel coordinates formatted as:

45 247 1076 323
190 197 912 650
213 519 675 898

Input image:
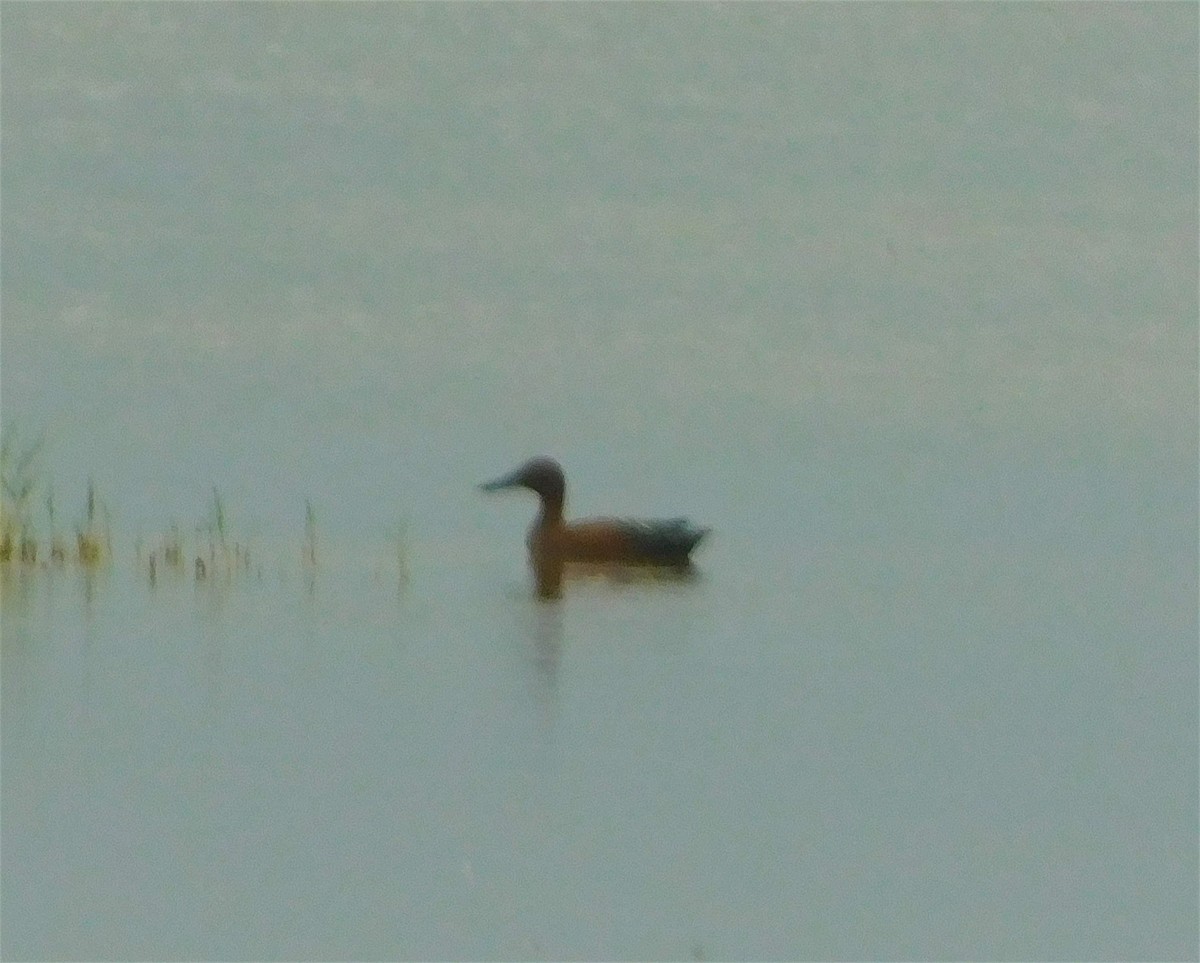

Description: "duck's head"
479 456 566 505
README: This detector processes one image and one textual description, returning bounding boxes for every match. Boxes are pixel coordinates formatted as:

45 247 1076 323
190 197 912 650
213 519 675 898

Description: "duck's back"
617 518 709 562
540 516 708 564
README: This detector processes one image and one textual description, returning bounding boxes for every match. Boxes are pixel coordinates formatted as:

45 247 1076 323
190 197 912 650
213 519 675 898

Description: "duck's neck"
536 492 565 528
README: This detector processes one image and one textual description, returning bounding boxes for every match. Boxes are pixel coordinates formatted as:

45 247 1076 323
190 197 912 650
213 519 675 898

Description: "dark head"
479 457 566 512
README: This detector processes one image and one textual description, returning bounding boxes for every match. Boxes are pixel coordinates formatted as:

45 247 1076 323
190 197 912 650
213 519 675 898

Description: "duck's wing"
554 517 709 563
616 518 710 561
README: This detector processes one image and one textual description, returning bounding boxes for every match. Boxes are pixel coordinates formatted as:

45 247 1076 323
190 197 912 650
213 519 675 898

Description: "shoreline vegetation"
0 426 408 589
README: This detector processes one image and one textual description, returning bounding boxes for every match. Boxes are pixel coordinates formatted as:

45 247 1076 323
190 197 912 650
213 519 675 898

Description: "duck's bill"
478 470 521 492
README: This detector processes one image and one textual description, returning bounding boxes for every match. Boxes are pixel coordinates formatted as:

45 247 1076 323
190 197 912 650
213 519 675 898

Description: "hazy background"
2 4 1196 960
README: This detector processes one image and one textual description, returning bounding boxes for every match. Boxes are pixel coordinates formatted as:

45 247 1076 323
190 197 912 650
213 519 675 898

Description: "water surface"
2 4 1196 959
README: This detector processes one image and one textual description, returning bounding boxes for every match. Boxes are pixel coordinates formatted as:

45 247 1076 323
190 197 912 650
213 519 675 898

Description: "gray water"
1 4 1196 960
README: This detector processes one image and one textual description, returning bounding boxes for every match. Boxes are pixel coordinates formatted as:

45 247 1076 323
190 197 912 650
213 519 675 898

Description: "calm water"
2 4 1197 960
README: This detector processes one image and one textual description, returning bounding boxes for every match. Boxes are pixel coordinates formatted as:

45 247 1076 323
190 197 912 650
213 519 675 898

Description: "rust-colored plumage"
479 456 709 596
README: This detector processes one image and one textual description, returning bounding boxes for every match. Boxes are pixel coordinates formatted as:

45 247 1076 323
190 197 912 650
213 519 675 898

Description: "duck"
480 456 708 594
